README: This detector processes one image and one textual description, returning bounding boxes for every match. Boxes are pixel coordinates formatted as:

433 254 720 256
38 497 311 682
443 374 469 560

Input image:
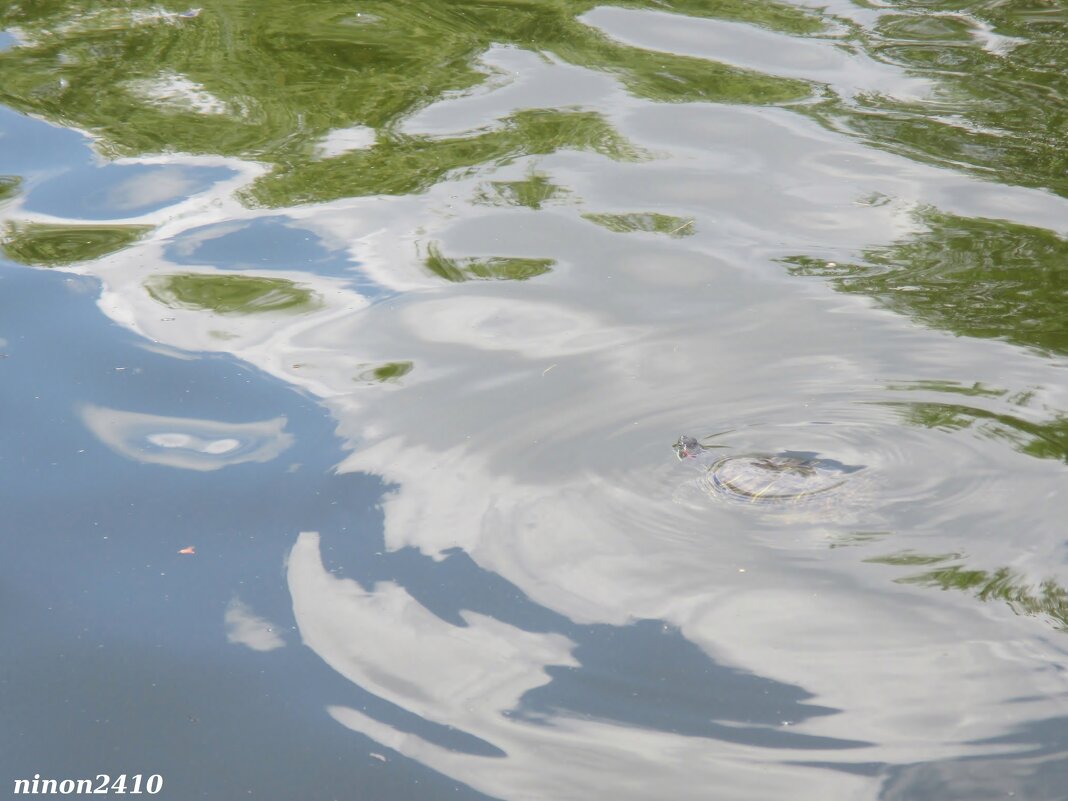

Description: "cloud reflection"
224 598 286 652
106 167 202 211
7 17 1068 797
289 531 872 801
80 405 292 471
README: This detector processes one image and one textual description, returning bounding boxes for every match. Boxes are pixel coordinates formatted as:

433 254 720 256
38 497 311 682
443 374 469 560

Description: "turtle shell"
704 454 849 503
675 435 865 506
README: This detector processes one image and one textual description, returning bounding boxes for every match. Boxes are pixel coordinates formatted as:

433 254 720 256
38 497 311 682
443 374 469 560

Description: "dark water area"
2 1 1068 799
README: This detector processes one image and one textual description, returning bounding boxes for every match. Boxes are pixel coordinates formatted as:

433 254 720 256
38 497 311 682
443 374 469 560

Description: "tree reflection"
806 0 1068 198
885 399 1068 464
869 552 1068 632
249 108 647 205
0 174 19 202
472 171 570 210
2 0 1065 205
423 243 554 283
864 379 1068 464
582 211 695 237
145 272 319 314
0 0 811 205
784 209 1068 356
3 221 150 266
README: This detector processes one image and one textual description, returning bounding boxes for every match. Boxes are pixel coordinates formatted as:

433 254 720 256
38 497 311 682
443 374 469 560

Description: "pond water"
2 1 1068 799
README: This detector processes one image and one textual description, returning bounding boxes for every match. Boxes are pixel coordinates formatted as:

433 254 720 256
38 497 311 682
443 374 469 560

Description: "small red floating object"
178 546 196 555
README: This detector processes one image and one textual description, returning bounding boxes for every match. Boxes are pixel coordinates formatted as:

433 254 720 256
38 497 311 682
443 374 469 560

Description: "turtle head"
675 432 732 460
673 435 702 460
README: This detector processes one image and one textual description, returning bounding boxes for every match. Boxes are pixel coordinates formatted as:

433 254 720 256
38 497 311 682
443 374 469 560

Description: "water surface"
2 1 1068 799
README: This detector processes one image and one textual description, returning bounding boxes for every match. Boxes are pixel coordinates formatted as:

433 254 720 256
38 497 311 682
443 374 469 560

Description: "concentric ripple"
657 387 1068 554
703 452 857 504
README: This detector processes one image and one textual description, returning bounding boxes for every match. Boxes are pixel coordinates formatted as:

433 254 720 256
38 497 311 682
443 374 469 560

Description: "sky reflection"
3 1 1068 798
80 405 292 471
5 77 1066 796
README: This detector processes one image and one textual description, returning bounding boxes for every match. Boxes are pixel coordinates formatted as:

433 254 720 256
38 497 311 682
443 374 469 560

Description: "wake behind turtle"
673 434 865 506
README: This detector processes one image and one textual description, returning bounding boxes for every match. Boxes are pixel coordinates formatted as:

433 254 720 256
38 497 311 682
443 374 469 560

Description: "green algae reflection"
145 273 317 314
2 221 150 267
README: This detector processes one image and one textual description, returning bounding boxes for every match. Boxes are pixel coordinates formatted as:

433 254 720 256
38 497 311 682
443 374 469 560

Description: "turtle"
673 434 865 506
